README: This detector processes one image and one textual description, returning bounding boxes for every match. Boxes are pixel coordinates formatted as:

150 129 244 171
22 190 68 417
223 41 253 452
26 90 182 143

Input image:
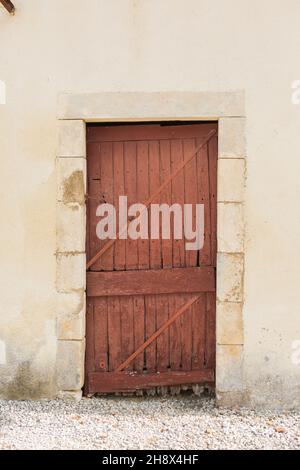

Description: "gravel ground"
0 395 300 450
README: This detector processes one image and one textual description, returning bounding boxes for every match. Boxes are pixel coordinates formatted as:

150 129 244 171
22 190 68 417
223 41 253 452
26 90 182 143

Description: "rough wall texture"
0 0 300 407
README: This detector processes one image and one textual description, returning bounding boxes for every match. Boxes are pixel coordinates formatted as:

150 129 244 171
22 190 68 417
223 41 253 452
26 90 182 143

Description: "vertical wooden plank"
149 141 161 270
169 294 182 370
155 141 171 373
205 292 216 369
208 134 218 267
171 139 185 267
181 139 198 373
137 141 150 269
145 295 156 372
156 294 169 371
124 142 138 270
94 298 108 372
181 293 192 371
206 133 217 370
159 140 172 269
84 300 95 395
119 296 134 371
133 133 150 372
183 139 198 267
87 142 100 180
107 296 121 371
86 139 98 393
122 141 137 373
98 142 114 271
196 141 211 266
133 295 145 372
134 143 148 373
191 294 206 369
149 140 161 375
87 143 101 270
113 142 126 271
88 178 101 270
110 142 129 370
169 140 184 374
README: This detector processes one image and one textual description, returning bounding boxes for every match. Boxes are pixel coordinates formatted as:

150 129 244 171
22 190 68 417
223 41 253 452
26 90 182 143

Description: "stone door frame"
56 91 246 404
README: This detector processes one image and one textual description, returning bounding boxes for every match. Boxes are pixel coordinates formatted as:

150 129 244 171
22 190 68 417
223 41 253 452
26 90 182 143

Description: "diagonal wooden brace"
115 294 201 372
87 129 217 269
0 0 15 14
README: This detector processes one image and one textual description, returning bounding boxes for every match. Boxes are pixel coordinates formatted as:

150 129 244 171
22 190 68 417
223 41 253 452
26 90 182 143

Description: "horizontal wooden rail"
87 267 215 297
87 123 217 143
88 369 214 393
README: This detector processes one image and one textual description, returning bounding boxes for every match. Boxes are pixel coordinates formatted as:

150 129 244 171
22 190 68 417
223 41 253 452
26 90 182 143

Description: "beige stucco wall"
1 0 300 407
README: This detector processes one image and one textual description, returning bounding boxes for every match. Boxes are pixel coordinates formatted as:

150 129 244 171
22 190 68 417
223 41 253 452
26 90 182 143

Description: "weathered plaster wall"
1 0 300 407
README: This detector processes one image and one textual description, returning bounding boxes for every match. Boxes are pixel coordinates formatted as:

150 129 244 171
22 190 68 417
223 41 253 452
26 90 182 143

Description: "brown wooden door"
85 122 217 394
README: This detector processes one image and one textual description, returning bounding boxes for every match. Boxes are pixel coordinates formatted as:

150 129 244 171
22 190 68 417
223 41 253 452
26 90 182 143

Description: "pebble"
0 396 299 449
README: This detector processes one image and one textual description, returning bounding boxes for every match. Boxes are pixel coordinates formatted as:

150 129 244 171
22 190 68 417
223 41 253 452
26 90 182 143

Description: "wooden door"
85 122 217 394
